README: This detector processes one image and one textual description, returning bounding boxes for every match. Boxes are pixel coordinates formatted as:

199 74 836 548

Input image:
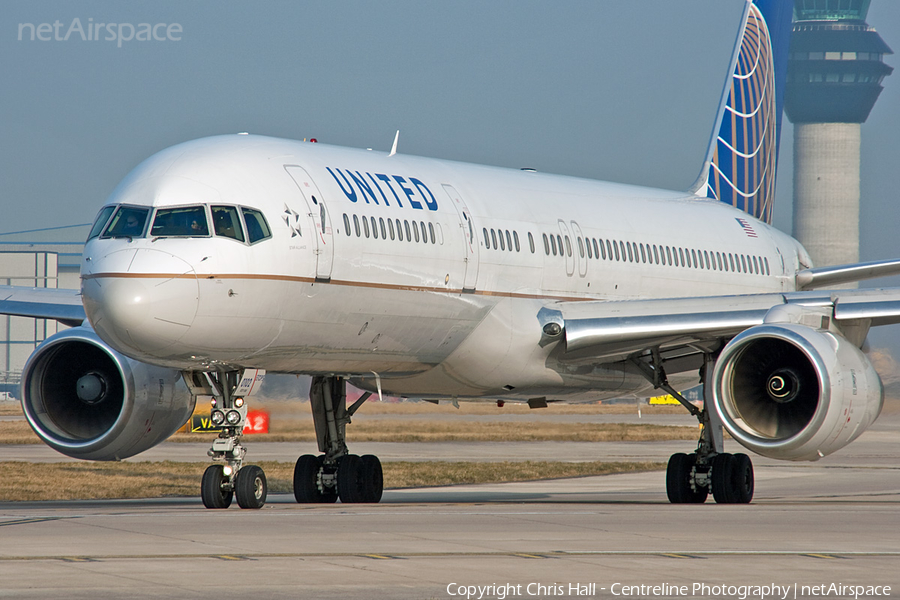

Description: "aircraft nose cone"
83 248 199 358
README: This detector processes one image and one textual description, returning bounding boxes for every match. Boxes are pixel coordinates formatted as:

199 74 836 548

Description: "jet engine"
712 324 883 461
20 327 195 461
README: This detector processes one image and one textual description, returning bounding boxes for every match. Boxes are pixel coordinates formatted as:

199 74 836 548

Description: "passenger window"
483 228 490 247
88 205 116 240
404 220 411 241
498 229 505 251
353 215 361 237
586 238 593 259
491 229 498 249
691 249 697 268
343 214 351 236
429 223 436 244
753 256 759 274
396 219 404 241
577 237 585 258
152 206 209 238
764 257 770 275
213 206 245 242
380 217 387 240
626 243 633 262
542 233 550 255
653 245 659 264
639 244 646 263
103 205 150 238
413 222 420 243
514 231 521 252
593 239 600 260
420 222 427 243
371 216 379 239
528 232 535 254
565 236 572 257
363 217 370 238
505 230 512 252
388 218 395 240
613 241 620 261
550 234 557 256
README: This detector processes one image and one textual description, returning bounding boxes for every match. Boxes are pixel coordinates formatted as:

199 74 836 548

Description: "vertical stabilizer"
693 0 792 225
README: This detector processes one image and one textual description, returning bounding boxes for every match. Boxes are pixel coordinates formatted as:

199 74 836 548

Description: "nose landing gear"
194 369 269 509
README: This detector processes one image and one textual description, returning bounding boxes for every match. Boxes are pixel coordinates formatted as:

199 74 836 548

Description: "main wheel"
294 455 324 503
360 454 384 503
711 453 736 504
730 453 754 504
235 465 267 509
666 453 707 504
201 465 233 509
337 454 363 503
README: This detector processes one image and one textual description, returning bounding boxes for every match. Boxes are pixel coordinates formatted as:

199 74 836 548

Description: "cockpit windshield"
102 206 150 238
150 206 210 237
93 203 272 244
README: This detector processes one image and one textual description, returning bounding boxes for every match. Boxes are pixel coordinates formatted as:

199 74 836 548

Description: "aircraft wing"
550 288 900 364
0 285 85 327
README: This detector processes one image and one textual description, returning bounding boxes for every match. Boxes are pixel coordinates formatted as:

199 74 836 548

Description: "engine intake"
21 327 195 461
712 324 883 461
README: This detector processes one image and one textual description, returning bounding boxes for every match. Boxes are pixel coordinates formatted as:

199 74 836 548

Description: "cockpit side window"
102 206 150 238
88 206 116 241
241 208 272 244
151 206 210 237
212 206 245 242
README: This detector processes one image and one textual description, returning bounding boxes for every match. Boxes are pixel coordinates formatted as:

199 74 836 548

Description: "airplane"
4 0 900 509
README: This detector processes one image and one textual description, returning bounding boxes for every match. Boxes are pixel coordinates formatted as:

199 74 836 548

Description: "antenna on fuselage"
389 130 399 157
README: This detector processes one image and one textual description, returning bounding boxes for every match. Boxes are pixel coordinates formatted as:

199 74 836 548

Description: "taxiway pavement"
1 411 899 599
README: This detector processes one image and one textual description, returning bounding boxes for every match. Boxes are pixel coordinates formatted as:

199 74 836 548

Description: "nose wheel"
197 369 269 509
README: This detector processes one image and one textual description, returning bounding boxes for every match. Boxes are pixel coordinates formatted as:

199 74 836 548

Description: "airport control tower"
785 0 892 272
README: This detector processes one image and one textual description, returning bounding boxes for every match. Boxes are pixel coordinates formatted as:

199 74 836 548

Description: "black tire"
360 454 384 503
337 454 363 503
235 465 267 509
293 454 324 503
711 453 735 504
666 453 706 504
666 453 692 503
201 465 233 509
730 453 754 504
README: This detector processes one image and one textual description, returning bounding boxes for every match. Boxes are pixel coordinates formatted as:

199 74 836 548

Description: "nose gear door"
285 165 334 281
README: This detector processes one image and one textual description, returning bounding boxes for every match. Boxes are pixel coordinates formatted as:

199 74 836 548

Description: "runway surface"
1 412 899 599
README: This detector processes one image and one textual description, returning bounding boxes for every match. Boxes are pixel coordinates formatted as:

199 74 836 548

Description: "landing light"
222 465 234 476
210 410 225 426
235 398 244 408
225 410 242 426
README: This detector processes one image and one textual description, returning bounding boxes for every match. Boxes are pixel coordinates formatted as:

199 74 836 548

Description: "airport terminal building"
0 224 89 399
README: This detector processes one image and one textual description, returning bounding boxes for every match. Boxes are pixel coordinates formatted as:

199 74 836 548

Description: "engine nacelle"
712 324 883 461
21 327 196 460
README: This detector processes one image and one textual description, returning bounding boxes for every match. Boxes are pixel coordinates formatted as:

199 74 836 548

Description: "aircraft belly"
186 279 492 372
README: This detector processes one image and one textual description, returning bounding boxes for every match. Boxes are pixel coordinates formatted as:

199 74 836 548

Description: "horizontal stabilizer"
795 258 900 290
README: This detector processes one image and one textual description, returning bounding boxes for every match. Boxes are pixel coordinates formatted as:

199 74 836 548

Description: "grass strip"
0 419 697 444
0 460 664 502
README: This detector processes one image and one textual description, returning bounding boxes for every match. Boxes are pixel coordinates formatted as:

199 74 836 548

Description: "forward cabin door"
285 165 334 281
442 184 479 292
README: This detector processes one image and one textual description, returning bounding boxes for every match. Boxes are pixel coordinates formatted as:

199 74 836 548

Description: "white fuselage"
81 135 807 401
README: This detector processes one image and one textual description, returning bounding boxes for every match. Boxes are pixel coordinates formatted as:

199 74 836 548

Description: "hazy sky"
2 0 899 346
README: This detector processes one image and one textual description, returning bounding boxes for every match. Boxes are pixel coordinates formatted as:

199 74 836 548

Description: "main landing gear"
199 370 268 509
293 376 383 504
633 352 754 504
